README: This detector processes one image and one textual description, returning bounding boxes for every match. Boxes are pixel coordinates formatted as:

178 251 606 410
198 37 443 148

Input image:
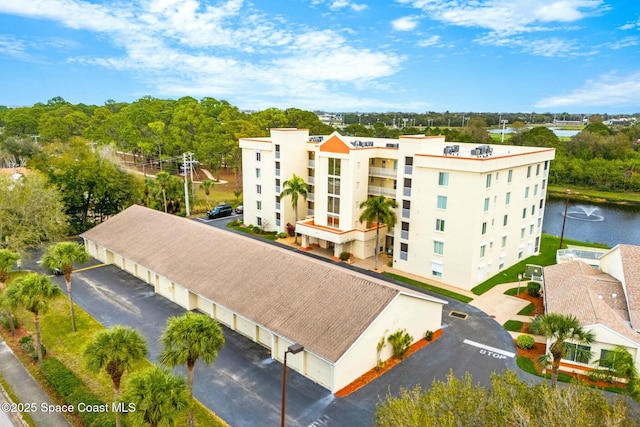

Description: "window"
527 166 531 178
525 187 530 198
436 219 445 232
401 221 410 239
530 224 534 235
328 177 340 195
256 184 262 194
402 200 411 218
508 169 513 183
433 240 444 255
437 196 447 210
438 172 449 186
502 236 507 248
522 208 527 219
531 205 535 215
327 196 340 214
256 201 262 210
539 199 544 209
328 158 341 176
257 217 262 226
256 168 261 178
534 184 539 196
431 261 443 278
404 178 412 188
256 152 261 161
536 164 541 176
481 222 487 235
542 179 546 190
405 156 413 166
400 243 409 261
505 192 511 205
370 158 375 166
521 228 525 239
518 250 523 259
599 349 619 369
484 198 490 212
480 245 486 258
276 212 281 226
327 215 340 228
565 343 591 364
503 214 508 226
486 174 492 188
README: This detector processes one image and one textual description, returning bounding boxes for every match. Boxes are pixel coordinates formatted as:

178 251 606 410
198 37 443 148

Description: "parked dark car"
207 203 233 219
235 205 244 214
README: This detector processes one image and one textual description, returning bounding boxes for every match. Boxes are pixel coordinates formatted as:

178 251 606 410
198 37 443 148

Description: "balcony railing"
307 192 314 201
275 186 281 193
400 251 408 261
404 165 413 175
275 169 280 176
402 208 410 218
276 202 280 210
308 176 315 184
403 187 411 197
401 230 409 240
308 159 315 168
307 209 314 215
276 152 280 159
368 185 396 198
369 166 397 178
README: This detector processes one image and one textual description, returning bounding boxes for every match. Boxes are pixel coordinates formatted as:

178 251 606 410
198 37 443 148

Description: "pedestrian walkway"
0 339 72 427
289 242 546 344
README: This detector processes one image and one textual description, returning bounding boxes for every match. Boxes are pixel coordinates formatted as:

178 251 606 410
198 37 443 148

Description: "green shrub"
527 281 541 297
252 225 262 234
388 329 413 359
40 357 115 426
387 261 393 267
339 251 351 261
425 330 434 341
278 232 288 239
19 335 46 360
516 334 535 350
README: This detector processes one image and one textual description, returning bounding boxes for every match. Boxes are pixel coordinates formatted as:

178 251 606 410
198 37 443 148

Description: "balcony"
308 176 315 184
400 251 408 261
307 192 314 201
401 230 409 240
403 187 411 197
276 152 280 159
275 169 280 177
402 209 410 219
275 186 281 193
307 209 314 215
276 202 280 210
368 185 396 198
404 165 413 175
369 167 397 178
308 159 315 168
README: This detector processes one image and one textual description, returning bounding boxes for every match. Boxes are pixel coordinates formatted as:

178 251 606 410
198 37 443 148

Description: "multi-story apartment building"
239 128 555 290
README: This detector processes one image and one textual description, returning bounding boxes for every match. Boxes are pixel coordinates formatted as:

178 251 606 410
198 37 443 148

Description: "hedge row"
40 357 115 427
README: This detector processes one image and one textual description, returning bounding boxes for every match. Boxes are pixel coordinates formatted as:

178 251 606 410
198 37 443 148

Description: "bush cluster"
19 335 46 360
0 312 18 330
40 357 115 427
516 334 536 350
527 281 541 297
388 329 413 359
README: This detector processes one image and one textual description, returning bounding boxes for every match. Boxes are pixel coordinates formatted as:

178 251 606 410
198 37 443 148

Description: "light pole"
501 119 508 143
559 189 571 249
517 273 523 295
281 343 304 427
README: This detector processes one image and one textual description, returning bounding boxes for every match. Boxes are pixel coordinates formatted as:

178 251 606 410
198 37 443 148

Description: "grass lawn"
4 293 228 427
471 234 609 295
383 272 473 303
548 185 640 205
503 320 523 332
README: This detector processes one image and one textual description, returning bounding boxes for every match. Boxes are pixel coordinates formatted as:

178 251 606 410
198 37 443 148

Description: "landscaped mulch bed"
335 329 443 397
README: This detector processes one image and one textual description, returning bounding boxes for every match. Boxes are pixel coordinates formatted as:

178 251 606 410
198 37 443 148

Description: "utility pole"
182 153 190 217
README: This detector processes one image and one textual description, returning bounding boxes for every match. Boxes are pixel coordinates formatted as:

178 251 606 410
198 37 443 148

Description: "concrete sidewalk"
0 339 72 427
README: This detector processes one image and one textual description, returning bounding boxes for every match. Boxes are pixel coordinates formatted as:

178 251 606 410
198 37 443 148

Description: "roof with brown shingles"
544 260 640 344
82 205 445 363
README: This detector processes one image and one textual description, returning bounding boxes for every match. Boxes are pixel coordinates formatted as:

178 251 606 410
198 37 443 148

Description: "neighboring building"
543 244 640 376
239 129 555 290
81 205 446 393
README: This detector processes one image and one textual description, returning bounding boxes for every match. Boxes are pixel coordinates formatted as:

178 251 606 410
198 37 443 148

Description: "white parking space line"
463 339 515 358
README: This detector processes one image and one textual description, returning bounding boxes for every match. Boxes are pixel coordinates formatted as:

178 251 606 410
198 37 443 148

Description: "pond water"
490 127 580 137
542 198 640 247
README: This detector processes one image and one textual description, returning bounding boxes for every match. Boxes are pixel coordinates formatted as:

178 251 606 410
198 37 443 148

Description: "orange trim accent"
559 361 592 371
299 247 312 251
319 135 350 154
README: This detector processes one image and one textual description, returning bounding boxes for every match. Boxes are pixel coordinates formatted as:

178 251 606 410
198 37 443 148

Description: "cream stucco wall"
332 293 445 392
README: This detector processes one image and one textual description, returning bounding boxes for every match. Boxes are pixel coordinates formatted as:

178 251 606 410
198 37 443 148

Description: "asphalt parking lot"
36 251 529 427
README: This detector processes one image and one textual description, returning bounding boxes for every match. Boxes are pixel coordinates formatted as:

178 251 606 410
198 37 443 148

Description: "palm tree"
4 273 61 362
280 173 309 244
160 312 224 427
84 326 148 427
358 196 398 270
593 345 639 399
529 313 595 388
122 365 189 427
154 171 172 213
0 249 20 284
199 179 214 208
41 242 89 332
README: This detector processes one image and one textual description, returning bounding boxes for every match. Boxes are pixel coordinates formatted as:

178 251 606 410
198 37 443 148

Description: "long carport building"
81 205 446 393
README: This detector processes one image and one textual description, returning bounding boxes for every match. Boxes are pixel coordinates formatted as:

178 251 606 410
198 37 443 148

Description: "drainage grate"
449 311 468 320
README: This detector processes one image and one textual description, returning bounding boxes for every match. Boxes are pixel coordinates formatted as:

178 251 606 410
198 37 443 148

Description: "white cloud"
619 17 640 31
535 71 640 109
329 1 368 12
392 16 419 31
417 35 441 47
0 35 30 60
0 0 403 109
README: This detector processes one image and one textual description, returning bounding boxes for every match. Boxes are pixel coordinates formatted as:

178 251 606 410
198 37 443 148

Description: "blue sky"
0 0 639 114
